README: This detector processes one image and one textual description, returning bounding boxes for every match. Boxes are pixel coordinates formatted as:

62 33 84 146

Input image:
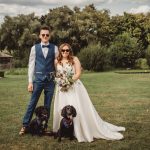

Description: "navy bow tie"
42 45 49 48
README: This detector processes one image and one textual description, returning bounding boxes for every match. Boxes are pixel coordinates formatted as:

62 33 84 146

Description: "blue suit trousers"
22 79 55 127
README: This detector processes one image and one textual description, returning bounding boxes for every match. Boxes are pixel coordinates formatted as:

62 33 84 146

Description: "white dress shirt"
28 42 59 83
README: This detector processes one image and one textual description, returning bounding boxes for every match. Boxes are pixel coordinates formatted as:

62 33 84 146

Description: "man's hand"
28 83 33 92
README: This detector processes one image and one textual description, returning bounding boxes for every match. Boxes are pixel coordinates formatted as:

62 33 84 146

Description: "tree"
145 45 150 66
109 32 141 68
0 4 149 69
123 13 150 55
0 13 40 67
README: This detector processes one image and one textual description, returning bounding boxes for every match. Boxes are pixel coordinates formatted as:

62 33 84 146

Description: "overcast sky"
0 0 150 23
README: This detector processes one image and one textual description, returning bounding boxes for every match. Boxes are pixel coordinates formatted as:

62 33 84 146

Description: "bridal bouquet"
55 68 75 92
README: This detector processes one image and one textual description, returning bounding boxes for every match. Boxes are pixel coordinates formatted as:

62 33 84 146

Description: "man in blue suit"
19 26 58 135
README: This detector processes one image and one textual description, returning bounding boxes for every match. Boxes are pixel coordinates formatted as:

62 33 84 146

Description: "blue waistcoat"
34 43 55 82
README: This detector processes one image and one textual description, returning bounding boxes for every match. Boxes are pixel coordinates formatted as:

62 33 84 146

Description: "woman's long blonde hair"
57 43 74 65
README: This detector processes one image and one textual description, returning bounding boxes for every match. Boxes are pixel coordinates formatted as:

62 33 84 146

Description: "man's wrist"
28 81 33 84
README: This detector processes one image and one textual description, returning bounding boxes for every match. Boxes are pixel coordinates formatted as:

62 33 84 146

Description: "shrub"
0 71 4 77
78 44 111 71
135 58 149 69
14 58 28 68
145 45 150 66
109 32 141 68
6 68 27 75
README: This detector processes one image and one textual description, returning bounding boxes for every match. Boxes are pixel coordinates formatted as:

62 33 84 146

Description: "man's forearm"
28 46 35 83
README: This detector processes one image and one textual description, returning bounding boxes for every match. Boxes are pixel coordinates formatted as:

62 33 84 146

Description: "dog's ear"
35 106 42 116
71 106 77 117
43 106 49 113
61 106 67 118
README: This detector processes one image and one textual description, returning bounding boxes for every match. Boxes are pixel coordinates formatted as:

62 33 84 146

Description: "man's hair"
40 25 52 33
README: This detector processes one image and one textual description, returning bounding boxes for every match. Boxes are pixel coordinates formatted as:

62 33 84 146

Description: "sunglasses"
61 49 70 53
41 34 49 37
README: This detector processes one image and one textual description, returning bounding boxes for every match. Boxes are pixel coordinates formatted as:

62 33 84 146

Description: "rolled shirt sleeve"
28 46 35 83
55 45 59 58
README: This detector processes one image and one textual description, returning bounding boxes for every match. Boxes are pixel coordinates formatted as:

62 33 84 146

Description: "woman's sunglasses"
41 34 49 37
61 49 70 53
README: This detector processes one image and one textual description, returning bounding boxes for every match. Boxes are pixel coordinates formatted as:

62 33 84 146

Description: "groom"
19 26 58 135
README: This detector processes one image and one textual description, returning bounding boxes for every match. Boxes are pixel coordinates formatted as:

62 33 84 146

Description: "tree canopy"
0 4 150 70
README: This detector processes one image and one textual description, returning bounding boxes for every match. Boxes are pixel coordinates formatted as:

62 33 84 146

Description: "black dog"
27 106 49 136
54 105 77 142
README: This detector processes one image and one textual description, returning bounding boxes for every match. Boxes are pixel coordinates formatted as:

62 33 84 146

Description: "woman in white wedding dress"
53 43 125 142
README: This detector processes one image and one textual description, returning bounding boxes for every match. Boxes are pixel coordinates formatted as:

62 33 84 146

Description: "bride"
53 43 125 142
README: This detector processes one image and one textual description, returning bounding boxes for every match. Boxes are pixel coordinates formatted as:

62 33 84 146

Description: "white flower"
55 67 75 92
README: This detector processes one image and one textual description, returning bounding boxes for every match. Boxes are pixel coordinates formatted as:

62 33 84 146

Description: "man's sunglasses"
41 34 49 37
61 49 70 52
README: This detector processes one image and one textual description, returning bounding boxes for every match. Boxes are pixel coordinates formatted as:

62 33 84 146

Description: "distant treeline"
0 4 150 71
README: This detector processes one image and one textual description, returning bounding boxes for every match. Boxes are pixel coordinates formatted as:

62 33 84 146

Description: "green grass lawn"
0 72 150 150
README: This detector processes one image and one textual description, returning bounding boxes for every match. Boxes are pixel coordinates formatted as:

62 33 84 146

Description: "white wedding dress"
53 63 125 142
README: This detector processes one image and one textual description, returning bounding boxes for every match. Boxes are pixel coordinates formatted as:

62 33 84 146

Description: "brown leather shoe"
19 127 27 135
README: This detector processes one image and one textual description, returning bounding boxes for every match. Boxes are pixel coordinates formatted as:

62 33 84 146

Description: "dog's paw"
54 132 59 139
